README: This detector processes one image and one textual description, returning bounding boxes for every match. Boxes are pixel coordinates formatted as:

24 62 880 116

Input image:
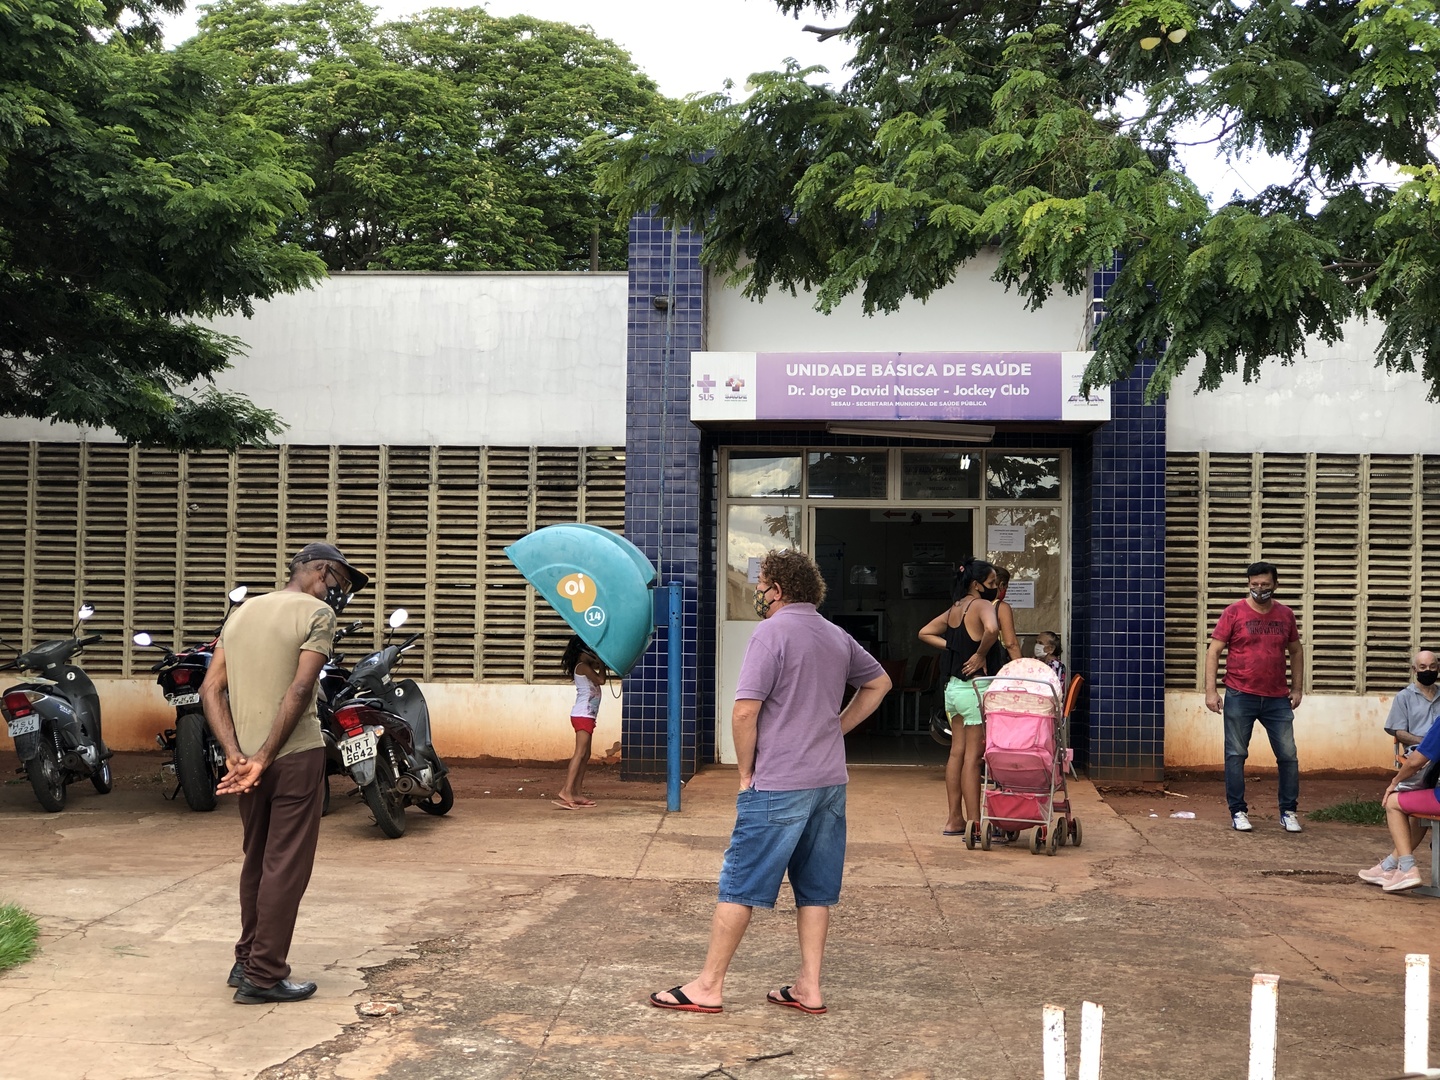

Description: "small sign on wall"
1005 580 1036 609
988 524 1026 551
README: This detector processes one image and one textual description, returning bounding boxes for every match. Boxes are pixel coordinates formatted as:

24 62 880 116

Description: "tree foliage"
184 0 667 271
594 0 1440 399
0 0 324 448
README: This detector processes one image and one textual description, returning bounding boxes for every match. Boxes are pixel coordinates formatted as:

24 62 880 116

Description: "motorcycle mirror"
228 585 248 604
132 632 153 648
77 603 95 622
388 608 409 630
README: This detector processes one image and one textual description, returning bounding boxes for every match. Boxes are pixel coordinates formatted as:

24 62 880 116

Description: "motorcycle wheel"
322 775 332 818
26 741 67 813
362 750 406 838
90 756 113 794
176 714 218 812
418 774 454 817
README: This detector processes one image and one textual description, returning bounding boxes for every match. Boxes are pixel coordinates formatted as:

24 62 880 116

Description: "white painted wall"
707 252 1093 353
1167 690 1398 772
0 679 623 764
1166 318 1440 453
0 272 629 447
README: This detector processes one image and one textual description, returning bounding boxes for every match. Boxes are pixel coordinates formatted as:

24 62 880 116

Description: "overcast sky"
159 0 1305 205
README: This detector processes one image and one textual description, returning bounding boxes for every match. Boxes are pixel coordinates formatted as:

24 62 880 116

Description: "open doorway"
812 507 975 765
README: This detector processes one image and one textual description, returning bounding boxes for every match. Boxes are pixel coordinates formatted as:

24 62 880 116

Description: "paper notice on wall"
987 524 1026 551
747 557 761 584
1005 580 1035 609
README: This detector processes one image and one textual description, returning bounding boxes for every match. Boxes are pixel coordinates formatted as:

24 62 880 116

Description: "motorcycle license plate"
6 716 39 737
340 730 377 767
166 692 201 706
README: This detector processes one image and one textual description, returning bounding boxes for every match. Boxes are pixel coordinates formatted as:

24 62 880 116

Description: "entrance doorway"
814 507 972 764
715 445 1068 768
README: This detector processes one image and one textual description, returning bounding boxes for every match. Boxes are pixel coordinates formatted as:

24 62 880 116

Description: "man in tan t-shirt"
201 542 367 1004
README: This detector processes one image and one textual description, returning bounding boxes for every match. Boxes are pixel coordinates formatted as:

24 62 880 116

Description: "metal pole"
1042 1004 1067 1080
1077 1001 1104 1080
1248 974 1279 1080
666 580 682 812
1406 953 1430 1074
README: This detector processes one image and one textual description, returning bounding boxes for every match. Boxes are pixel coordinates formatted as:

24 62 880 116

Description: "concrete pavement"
0 758 1436 1079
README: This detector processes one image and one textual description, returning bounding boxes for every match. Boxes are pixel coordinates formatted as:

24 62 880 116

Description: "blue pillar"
622 213 705 780
1081 264 1167 782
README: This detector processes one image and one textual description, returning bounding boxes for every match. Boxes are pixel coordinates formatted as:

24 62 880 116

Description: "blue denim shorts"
717 784 847 908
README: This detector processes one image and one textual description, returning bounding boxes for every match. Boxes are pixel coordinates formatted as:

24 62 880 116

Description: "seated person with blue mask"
1360 650 1440 887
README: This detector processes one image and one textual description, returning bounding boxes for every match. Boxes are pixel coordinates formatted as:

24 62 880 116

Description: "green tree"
594 0 1440 400
185 0 667 271
0 0 324 448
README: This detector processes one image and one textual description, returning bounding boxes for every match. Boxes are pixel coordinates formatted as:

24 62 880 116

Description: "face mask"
753 587 774 619
1034 643 1048 659
979 587 999 602
1250 588 1274 603
324 584 352 615
1419 670 1439 687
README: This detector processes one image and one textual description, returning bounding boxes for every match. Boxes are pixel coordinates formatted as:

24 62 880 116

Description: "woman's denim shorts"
717 784 847 908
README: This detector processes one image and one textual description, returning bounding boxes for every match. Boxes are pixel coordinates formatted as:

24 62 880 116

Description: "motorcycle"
318 617 365 816
0 603 112 812
329 608 452 838
132 585 248 812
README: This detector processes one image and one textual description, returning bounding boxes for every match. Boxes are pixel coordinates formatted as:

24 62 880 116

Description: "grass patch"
1309 799 1387 825
0 903 39 972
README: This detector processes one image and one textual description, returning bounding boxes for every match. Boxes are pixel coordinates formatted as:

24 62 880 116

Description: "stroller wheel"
1069 818 1083 848
1055 820 1068 847
1029 828 1045 855
1046 823 1060 856
980 822 992 851
962 819 978 850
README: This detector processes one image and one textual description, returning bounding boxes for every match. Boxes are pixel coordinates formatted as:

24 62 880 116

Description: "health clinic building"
2 215 1437 781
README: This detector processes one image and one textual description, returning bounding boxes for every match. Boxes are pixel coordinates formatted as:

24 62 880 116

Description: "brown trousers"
236 747 325 988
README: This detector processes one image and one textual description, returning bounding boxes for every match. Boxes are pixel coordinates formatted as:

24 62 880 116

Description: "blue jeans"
717 784 846 908
1223 691 1299 814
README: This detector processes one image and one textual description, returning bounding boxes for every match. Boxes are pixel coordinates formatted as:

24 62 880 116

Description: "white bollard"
1248 973 1279 1080
1405 953 1431 1074
1042 1003 1067 1080
1078 1000 1104 1080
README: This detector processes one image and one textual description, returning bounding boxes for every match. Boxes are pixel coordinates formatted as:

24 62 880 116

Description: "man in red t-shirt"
1205 561 1306 834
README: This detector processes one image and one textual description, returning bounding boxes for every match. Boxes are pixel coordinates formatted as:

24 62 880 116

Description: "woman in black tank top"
919 560 1000 837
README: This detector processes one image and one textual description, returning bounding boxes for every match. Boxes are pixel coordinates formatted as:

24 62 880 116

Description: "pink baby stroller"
964 658 1080 855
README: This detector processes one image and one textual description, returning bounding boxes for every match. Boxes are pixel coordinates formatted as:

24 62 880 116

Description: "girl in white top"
556 635 605 809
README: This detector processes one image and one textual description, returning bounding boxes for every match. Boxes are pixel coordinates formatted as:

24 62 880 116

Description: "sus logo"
557 572 597 612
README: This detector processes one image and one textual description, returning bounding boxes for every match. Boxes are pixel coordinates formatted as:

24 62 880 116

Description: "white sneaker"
1358 860 1392 884
1232 811 1253 832
1280 811 1303 833
1382 866 1423 893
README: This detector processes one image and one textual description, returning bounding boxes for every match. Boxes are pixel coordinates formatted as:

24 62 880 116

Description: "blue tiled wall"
1082 265 1167 782
622 221 1168 782
622 214 706 780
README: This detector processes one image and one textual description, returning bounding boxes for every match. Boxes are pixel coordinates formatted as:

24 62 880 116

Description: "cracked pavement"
0 757 1435 1078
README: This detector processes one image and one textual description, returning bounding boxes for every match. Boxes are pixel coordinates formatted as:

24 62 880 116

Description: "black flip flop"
649 985 722 1013
767 985 827 1015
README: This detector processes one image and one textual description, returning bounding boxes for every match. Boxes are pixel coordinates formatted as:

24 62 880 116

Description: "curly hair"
759 549 826 607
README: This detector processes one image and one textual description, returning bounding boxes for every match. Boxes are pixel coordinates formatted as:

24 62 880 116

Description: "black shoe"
227 962 244 988
233 978 318 1004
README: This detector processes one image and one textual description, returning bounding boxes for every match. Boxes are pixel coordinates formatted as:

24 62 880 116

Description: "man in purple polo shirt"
649 549 891 1015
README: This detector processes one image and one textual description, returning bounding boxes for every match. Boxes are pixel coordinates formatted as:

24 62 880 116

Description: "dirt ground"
1100 768 1393 820
6 749 666 805
4 754 1437 1080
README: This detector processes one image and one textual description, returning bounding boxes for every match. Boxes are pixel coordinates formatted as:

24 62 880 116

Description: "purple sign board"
690 351 1108 424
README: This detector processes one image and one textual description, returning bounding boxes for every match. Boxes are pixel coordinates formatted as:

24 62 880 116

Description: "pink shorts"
570 715 596 734
1397 788 1440 816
